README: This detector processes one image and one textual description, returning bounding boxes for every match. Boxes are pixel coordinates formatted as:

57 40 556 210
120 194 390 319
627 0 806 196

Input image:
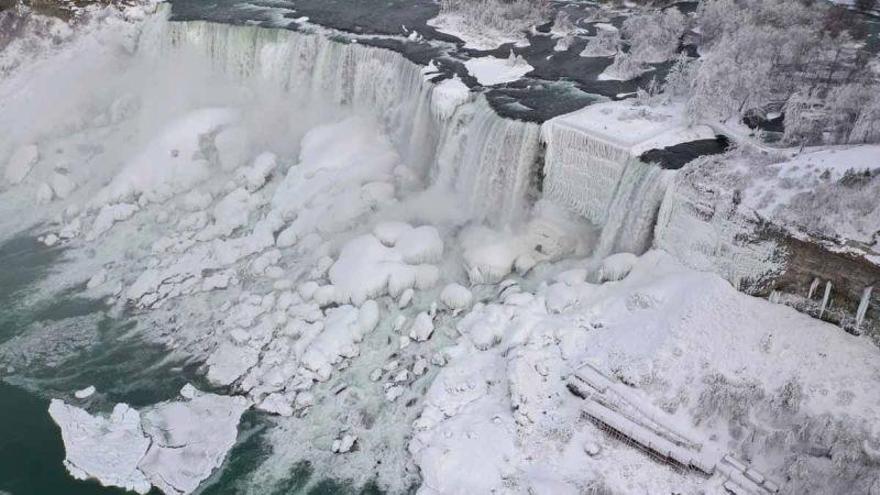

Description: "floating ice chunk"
48 400 151 494
4 144 39 184
462 230 525 284
331 434 358 454
206 342 260 386
464 54 534 86
138 389 250 495
385 385 405 402
42 234 59 246
598 252 638 282
409 312 435 342
74 386 96 399
301 305 374 382
440 283 473 310
413 358 429 376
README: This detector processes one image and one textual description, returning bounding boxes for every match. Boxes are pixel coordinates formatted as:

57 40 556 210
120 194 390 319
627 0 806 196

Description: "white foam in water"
3 4 880 495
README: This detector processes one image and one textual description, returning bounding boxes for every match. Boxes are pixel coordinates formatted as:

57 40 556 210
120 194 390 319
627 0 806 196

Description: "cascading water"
594 158 672 258
541 118 672 259
432 98 541 227
541 120 633 226
151 18 541 228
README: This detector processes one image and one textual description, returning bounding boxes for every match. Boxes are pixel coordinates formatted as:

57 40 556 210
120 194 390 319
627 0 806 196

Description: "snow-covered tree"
621 8 686 63
438 0 551 36
663 52 698 98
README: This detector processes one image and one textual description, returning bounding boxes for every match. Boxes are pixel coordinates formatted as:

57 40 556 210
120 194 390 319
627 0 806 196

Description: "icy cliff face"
653 163 784 291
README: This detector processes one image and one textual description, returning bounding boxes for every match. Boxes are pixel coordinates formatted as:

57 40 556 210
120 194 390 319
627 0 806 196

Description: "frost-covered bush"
602 49 648 81
439 0 551 35
663 52 698 98
620 8 686 63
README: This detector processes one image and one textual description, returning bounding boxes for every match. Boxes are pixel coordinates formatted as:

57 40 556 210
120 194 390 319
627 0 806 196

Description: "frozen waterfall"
149 18 541 227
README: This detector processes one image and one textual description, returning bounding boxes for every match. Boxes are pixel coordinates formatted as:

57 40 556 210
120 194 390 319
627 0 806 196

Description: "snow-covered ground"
1 5 879 495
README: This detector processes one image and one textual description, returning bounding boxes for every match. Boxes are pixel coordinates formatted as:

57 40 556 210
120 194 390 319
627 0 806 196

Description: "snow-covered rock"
408 312 435 342
440 283 473 310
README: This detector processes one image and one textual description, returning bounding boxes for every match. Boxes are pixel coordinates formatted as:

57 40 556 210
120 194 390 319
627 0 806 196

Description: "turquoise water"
0 234 388 495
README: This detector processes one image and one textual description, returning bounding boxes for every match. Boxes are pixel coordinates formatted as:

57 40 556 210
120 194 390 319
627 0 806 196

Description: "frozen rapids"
1 5 880 495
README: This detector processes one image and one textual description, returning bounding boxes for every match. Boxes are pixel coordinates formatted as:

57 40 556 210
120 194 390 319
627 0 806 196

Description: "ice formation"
4 4 880 495
50 386 249 495
48 401 152 494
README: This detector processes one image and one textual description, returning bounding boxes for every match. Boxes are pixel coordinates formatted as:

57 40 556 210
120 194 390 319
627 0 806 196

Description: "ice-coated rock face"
49 387 250 495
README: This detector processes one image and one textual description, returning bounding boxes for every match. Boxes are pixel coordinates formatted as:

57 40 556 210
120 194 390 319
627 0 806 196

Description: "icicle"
856 286 872 331
541 121 633 225
769 290 780 304
808 277 820 299
820 281 832 318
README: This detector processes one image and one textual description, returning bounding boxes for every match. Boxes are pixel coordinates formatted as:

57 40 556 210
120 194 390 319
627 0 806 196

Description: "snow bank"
464 54 534 86
138 389 250 495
